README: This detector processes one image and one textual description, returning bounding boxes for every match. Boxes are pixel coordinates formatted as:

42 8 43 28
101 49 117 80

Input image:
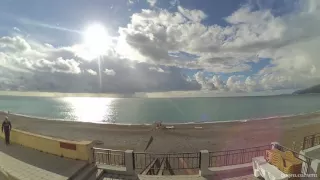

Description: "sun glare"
83 23 110 58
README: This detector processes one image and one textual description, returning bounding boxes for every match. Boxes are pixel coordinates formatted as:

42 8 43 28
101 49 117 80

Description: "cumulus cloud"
31 58 81 74
194 72 215 90
104 69 116 76
0 36 31 52
87 69 97 75
2 0 320 94
13 27 21 32
177 6 207 22
116 0 316 76
149 67 165 73
0 35 199 93
170 0 180 8
116 0 320 92
147 0 157 7
116 5 261 73
194 73 246 92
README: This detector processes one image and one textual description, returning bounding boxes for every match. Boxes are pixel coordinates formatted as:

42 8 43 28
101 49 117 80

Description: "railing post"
125 150 135 175
300 148 319 176
311 135 315 148
302 137 306 150
199 150 211 176
299 150 314 175
87 143 94 164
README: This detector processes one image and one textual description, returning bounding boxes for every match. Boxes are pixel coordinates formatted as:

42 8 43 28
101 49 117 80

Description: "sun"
83 23 110 58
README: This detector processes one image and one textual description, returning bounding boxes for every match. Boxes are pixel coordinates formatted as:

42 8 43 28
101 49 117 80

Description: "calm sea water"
0 95 320 124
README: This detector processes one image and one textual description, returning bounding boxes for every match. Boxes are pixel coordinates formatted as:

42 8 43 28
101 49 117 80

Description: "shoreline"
2 109 320 126
2 111 320 153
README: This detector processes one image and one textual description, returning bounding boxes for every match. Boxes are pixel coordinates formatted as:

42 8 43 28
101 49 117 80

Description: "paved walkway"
99 174 257 180
0 140 257 180
0 140 86 180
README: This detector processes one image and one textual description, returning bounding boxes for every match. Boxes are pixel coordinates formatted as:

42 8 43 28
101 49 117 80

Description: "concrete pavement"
98 174 257 180
0 140 257 180
0 140 86 180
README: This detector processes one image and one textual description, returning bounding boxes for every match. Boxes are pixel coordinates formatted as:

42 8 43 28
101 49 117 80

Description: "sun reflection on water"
62 97 116 123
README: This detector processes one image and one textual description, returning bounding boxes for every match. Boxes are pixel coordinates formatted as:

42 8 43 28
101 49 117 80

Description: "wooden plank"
157 158 166 175
179 158 197 175
166 158 175 175
141 158 157 175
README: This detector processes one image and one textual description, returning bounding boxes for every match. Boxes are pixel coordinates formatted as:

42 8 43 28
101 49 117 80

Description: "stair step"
72 164 97 180
87 169 104 180
101 173 139 180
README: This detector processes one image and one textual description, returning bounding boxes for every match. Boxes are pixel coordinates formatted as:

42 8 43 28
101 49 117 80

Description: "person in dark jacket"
2 116 12 145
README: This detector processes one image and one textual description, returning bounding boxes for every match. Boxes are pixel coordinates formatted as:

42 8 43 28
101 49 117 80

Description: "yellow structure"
266 149 303 175
0 129 93 161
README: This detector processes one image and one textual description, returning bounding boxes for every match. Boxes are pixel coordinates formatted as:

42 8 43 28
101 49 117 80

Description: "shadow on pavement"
0 140 86 177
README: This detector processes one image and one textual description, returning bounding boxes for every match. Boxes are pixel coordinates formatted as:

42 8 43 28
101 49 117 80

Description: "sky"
0 0 320 96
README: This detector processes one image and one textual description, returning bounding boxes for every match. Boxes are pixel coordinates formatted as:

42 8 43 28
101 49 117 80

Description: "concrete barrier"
0 166 18 180
300 145 320 177
0 129 93 161
199 150 253 177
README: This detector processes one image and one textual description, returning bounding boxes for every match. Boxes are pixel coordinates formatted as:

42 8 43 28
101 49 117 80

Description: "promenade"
0 141 256 180
1 111 319 179
0 141 86 180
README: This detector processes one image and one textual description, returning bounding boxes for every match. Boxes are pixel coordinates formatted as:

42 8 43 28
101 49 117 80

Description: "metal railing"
134 152 200 174
274 144 313 174
303 133 320 150
209 145 271 167
93 147 125 166
92 143 313 175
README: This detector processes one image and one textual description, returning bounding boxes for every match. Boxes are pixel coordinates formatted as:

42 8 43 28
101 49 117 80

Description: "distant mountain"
293 84 320 94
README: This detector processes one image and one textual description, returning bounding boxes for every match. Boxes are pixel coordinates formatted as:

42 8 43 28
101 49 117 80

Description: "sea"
0 94 320 124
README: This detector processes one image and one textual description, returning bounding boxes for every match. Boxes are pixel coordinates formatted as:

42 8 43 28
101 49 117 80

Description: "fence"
274 144 312 174
92 147 125 166
94 143 314 175
134 152 200 175
303 133 320 150
208 145 271 167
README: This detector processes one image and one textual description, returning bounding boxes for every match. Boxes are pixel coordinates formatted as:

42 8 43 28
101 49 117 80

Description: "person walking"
2 116 12 145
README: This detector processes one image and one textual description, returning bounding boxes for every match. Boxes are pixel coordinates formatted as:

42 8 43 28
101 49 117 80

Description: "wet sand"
1 111 320 153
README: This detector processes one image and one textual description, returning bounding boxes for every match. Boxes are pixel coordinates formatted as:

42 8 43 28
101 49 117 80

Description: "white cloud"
104 69 116 76
170 0 180 8
3 0 320 94
115 0 320 93
211 75 226 90
44 43 53 48
177 6 207 22
147 0 157 7
245 76 259 92
31 57 81 74
0 35 200 93
116 6 268 73
225 6 273 25
87 69 97 75
194 71 215 90
0 36 31 52
13 27 21 32
149 67 165 73
226 75 245 92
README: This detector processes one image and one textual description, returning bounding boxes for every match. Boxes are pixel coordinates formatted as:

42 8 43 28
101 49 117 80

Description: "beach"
1 111 320 153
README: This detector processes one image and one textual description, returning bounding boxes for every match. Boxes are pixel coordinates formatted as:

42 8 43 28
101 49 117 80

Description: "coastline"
2 109 320 126
1 111 320 153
